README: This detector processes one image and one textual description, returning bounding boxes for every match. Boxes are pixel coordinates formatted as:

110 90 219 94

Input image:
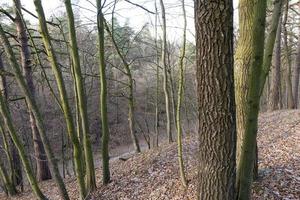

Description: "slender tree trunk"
64 0 96 193
0 23 69 200
0 156 17 196
13 0 51 182
269 17 282 111
0 54 22 188
283 0 295 109
292 21 300 108
155 0 160 147
235 0 267 199
159 0 172 143
195 1 236 199
176 0 187 188
96 0 111 185
104 21 141 153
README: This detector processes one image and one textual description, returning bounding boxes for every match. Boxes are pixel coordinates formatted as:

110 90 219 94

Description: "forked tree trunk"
292 22 300 108
195 1 236 199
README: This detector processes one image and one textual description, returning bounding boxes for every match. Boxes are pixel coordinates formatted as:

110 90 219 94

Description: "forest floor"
1 110 299 200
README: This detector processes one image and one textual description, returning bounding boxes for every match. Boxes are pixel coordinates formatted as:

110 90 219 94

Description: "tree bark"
235 0 267 199
269 17 282 111
195 1 236 199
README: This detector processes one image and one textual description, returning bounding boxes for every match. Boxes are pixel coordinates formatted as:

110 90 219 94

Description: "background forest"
0 0 299 200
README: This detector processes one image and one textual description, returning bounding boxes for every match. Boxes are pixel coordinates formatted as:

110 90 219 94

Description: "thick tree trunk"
269 17 282 111
235 0 267 199
96 0 111 185
13 0 51 182
159 0 172 143
195 1 236 199
234 0 259 183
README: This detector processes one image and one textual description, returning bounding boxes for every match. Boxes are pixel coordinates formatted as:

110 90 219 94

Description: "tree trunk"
234 0 259 184
292 23 300 108
13 0 52 182
159 0 172 143
269 17 282 111
0 54 22 188
155 1 160 147
235 0 267 199
96 0 111 185
283 0 295 109
195 1 236 199
64 0 96 194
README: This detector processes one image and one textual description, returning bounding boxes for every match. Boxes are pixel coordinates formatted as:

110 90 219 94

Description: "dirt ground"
1 110 299 200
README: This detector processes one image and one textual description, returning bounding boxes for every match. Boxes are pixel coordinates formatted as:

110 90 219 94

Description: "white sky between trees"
10 0 291 44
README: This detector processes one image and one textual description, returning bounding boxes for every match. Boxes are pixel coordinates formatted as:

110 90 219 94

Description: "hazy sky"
1 0 239 43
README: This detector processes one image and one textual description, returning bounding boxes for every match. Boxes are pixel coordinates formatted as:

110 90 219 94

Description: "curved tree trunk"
195 0 236 199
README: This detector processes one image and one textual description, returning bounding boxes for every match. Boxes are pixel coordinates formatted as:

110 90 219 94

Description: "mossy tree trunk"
64 0 96 193
13 0 51 182
0 23 69 200
195 0 236 199
235 0 268 199
96 0 111 184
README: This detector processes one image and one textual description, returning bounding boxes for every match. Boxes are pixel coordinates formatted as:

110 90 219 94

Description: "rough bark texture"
195 1 236 199
269 17 282 111
13 0 51 182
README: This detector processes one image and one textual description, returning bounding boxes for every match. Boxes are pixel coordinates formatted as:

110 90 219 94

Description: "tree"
195 0 236 199
269 17 282 111
64 0 96 194
96 0 110 184
235 0 268 199
283 0 294 109
13 0 51 181
159 0 172 143
176 0 187 187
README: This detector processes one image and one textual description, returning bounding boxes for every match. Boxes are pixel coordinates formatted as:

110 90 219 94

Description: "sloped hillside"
2 110 300 200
